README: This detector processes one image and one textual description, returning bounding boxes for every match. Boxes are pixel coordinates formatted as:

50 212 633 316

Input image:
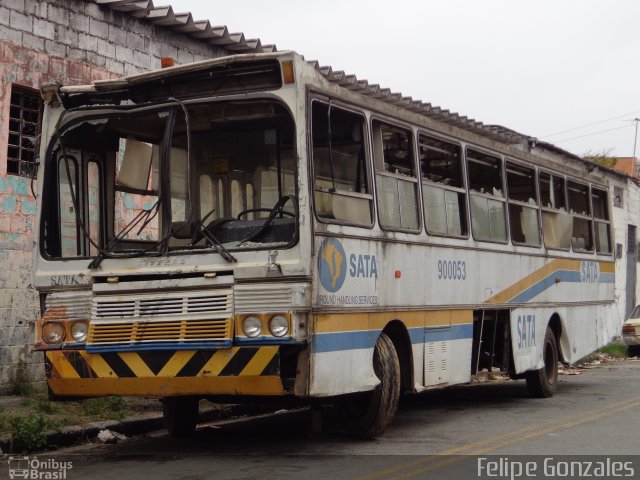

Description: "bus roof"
48 50 630 181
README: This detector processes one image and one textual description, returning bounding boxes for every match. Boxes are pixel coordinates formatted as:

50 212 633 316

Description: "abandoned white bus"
33 51 618 437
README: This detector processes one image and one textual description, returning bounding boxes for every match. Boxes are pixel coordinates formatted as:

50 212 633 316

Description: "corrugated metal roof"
308 61 528 144
93 0 276 53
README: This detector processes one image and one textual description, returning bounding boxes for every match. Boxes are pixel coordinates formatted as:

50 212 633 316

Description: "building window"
7 86 43 177
613 186 623 208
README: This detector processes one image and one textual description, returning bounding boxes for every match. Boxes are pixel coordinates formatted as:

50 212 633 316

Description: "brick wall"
0 0 232 393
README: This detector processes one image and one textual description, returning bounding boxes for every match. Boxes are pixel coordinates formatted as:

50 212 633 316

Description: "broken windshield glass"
40 100 297 260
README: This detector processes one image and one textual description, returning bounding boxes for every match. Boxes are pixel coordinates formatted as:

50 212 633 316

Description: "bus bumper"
45 347 285 397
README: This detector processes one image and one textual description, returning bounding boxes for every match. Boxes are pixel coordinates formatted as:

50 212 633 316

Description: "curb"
0 404 262 453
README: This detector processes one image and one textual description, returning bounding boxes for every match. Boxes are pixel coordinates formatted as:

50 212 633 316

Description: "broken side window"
311 101 372 226
539 171 571 250
467 149 506 243
568 180 593 252
372 120 420 231
506 161 540 246
419 134 467 237
592 187 611 254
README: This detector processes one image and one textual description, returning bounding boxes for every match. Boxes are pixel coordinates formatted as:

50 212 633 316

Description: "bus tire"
162 396 199 437
343 332 401 438
525 327 558 398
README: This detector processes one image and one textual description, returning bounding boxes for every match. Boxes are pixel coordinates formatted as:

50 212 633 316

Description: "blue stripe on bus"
509 269 582 303
600 272 615 283
313 323 473 353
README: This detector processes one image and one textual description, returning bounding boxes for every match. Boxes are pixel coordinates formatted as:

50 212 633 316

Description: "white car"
622 305 640 356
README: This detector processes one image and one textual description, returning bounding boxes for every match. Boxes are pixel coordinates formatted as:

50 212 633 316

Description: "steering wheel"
236 207 295 220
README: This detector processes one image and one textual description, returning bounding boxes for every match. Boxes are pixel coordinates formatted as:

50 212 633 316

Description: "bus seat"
571 237 585 250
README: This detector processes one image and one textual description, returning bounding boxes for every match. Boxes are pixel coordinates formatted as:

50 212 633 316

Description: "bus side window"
568 180 594 251
311 101 372 225
372 121 420 231
592 187 611 254
467 149 507 243
419 135 467 237
506 162 540 246
539 172 571 250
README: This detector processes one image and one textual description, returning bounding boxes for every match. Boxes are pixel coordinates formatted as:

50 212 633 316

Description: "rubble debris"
97 429 128 444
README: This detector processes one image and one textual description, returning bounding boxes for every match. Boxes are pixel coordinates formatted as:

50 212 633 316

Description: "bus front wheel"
162 396 199 437
342 332 401 438
525 327 558 398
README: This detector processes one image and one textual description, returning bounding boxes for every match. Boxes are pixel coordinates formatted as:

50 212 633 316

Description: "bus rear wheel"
525 327 558 398
162 396 199 437
342 332 401 438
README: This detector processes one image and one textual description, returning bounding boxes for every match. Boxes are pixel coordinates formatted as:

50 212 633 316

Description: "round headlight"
42 322 65 344
71 322 88 342
242 316 262 338
269 315 289 337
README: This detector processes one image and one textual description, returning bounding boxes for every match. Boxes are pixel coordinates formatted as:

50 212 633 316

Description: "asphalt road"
6 359 640 480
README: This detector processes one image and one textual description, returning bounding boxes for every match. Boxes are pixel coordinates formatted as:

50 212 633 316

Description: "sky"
168 0 640 158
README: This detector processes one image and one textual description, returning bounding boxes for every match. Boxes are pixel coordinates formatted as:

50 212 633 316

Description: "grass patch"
81 396 127 417
9 413 50 452
0 394 162 452
597 342 629 358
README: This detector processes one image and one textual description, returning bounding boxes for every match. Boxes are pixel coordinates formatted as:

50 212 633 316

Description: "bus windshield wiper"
88 200 160 269
198 226 237 263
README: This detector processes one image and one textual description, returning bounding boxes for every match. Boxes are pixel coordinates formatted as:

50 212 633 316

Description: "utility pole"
634 118 640 160
634 118 640 177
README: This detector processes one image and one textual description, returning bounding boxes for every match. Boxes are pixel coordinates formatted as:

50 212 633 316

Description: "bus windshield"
40 100 297 262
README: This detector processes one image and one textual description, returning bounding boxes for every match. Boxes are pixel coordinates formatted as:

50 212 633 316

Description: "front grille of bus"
88 318 232 344
87 289 233 348
92 289 232 319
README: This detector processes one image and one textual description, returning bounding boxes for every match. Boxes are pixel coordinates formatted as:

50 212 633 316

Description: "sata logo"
318 238 347 293
517 314 536 349
318 239 379 292
581 261 600 283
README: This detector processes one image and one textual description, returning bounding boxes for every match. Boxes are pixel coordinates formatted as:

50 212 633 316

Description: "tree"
583 148 617 168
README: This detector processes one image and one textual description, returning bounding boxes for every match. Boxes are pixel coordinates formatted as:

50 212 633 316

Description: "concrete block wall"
0 0 232 393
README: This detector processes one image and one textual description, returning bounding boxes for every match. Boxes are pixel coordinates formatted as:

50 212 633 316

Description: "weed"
9 413 48 452
597 342 628 358
35 399 58 415
81 396 127 417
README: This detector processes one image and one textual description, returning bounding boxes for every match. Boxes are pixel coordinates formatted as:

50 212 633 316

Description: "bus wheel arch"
382 320 414 394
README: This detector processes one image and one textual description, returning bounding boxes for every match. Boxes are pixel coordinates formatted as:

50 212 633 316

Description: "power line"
542 109 640 138
553 124 634 144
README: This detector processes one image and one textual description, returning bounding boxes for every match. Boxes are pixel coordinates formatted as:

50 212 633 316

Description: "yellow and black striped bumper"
45 347 284 397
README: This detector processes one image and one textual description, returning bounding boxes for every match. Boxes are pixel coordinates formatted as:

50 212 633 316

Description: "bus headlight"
269 315 289 337
42 322 65 344
71 322 88 342
242 316 262 338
